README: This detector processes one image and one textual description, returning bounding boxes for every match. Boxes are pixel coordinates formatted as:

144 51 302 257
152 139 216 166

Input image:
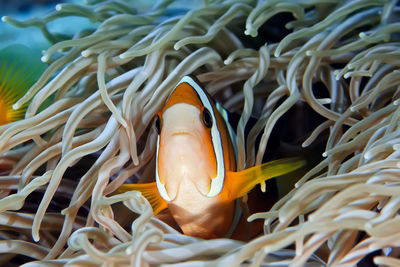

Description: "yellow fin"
117 182 168 215
224 158 306 200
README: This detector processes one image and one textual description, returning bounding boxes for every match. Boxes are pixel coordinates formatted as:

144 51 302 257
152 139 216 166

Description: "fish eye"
155 115 161 134
201 108 213 128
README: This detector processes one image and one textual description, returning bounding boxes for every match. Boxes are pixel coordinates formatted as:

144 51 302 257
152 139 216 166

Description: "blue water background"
0 0 200 51
0 0 93 50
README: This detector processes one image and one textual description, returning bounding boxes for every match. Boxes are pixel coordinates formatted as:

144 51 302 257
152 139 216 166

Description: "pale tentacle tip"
244 28 257 37
126 246 134 254
343 72 351 79
322 152 327 157
365 221 373 230
56 4 62 11
359 32 367 38
278 216 288 225
393 144 400 151
394 99 400 106
32 232 40 242
119 53 128 59
318 98 332 105
247 214 256 222
264 247 272 254
81 50 90 57
132 156 139 166
363 151 372 160
350 106 357 112
12 101 22 110
1 16 8 22
308 214 315 221
41 55 49 62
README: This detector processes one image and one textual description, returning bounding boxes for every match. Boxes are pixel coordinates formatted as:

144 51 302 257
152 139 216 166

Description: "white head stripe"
155 135 172 201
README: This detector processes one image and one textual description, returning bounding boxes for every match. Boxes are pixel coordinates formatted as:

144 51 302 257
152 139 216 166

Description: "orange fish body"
118 76 304 239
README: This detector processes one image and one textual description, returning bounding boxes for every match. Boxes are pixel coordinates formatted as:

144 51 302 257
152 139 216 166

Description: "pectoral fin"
224 158 306 200
117 182 168 215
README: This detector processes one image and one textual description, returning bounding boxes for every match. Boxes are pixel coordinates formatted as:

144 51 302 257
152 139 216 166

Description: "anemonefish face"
157 103 216 199
155 76 226 201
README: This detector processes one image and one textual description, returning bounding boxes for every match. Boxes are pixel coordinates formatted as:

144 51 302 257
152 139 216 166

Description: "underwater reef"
0 0 400 266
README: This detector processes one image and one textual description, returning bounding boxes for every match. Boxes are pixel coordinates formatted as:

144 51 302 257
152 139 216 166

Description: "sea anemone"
1 0 400 266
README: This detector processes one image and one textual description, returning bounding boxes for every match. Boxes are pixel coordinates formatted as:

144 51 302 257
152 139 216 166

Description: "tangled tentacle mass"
1 0 400 266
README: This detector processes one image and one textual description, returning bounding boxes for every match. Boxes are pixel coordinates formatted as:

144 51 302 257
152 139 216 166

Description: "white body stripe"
155 76 226 200
216 102 237 160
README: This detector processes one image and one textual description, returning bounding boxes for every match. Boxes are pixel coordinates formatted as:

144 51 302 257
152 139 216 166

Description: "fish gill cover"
0 0 399 266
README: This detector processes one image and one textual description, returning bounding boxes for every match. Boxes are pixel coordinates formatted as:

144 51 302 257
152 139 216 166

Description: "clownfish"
118 76 304 239
0 44 47 125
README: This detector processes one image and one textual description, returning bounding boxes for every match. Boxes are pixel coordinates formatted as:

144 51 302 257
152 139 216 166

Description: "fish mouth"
170 130 193 136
